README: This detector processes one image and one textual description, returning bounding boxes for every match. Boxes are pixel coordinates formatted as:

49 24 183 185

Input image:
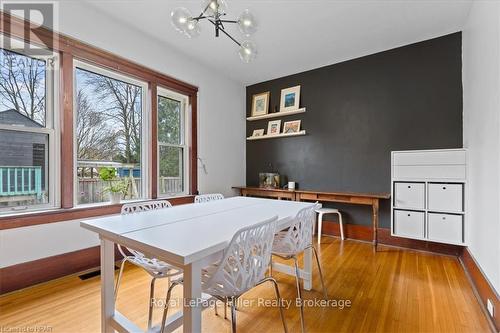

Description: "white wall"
462 0 500 293
0 1 245 267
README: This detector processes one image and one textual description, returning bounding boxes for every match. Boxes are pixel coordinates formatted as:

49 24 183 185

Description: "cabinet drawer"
394 182 425 209
428 213 463 244
393 210 425 239
428 183 463 212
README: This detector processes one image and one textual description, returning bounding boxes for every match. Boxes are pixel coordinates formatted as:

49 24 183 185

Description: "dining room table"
80 196 316 333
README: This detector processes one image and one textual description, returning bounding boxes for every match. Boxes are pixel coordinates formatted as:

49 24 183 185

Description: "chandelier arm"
207 19 241 46
219 19 238 23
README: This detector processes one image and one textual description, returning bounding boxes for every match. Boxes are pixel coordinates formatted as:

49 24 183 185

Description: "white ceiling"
84 0 472 85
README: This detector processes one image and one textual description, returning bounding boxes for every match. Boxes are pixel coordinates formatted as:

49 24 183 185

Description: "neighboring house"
0 109 46 197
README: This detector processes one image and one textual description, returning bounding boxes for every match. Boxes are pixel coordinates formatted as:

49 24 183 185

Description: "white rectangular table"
80 197 315 333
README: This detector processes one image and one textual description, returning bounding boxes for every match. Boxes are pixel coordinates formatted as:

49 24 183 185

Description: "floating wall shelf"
247 130 306 141
246 108 306 121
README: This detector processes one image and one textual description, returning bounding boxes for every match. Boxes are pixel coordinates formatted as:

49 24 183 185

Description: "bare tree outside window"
0 48 46 126
75 66 143 204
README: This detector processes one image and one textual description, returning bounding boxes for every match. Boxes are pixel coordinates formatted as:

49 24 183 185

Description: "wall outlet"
486 299 494 317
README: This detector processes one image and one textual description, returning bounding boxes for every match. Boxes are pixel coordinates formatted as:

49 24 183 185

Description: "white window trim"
157 87 190 198
0 37 60 214
72 60 150 206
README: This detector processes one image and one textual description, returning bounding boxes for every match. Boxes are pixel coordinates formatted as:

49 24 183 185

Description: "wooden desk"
233 187 391 248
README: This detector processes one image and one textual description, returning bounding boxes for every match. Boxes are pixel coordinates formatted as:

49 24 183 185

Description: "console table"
233 186 390 248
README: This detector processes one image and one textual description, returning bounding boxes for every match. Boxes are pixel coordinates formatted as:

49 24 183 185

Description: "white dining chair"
160 216 288 333
116 200 183 331
271 204 328 333
315 207 344 243
194 193 225 203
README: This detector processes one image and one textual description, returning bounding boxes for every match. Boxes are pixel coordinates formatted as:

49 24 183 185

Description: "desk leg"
100 238 115 333
183 260 203 333
303 247 313 290
372 199 379 250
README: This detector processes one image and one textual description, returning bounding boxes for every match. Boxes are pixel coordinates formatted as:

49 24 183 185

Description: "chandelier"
171 0 258 63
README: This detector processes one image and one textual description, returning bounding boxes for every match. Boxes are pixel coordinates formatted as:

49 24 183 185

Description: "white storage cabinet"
391 149 466 245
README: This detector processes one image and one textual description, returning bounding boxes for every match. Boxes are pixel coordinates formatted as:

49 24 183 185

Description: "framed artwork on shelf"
252 129 265 137
283 120 301 133
251 92 270 117
280 85 301 112
267 120 281 136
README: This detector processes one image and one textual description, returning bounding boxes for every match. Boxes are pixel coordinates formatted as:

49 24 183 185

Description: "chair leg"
311 246 328 299
269 260 273 277
338 212 345 240
147 277 157 330
214 300 219 316
293 256 305 333
160 280 181 333
269 278 289 333
230 297 237 333
224 299 228 319
317 213 323 244
114 258 127 301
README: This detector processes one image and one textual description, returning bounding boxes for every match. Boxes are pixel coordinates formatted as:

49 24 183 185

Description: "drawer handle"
407 213 411 217
442 216 446 220
408 185 411 189
442 186 447 190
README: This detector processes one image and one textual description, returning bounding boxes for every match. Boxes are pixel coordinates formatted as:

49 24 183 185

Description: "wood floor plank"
0 237 492 333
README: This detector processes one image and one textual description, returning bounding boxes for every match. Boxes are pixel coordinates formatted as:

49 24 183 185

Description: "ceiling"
84 0 472 85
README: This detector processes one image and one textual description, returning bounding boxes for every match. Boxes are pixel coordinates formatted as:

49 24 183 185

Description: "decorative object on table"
251 92 270 117
280 85 301 112
171 1 259 63
259 172 280 189
252 129 265 137
99 167 127 204
283 120 301 134
287 181 296 190
267 120 281 136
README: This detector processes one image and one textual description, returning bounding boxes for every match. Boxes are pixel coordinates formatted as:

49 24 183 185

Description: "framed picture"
267 120 281 136
251 92 270 117
283 120 301 134
280 85 301 112
252 129 265 137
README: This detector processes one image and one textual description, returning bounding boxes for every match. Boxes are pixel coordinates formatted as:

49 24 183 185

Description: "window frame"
0 11 198 229
72 59 150 207
156 87 190 197
0 35 61 215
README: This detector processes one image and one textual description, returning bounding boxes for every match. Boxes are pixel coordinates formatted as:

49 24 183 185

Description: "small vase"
110 192 121 204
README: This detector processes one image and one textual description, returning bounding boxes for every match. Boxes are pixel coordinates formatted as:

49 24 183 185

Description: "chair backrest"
121 200 172 214
194 193 224 203
202 216 278 298
274 204 320 254
119 200 172 258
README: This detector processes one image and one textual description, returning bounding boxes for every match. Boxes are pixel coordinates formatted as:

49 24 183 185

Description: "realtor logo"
1 1 58 56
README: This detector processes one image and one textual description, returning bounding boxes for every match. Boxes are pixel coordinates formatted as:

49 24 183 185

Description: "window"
157 88 189 197
74 62 147 205
0 38 59 213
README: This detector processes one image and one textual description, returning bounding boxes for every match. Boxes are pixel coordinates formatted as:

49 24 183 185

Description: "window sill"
0 195 195 230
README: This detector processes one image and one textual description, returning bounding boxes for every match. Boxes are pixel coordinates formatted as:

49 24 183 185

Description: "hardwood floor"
0 237 492 333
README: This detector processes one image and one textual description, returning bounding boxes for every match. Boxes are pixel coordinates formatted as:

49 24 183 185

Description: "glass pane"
158 95 182 145
75 66 143 205
0 48 46 127
159 146 184 195
0 129 49 210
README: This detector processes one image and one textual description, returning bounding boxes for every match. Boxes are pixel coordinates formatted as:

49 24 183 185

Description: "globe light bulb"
238 9 257 36
185 19 201 38
171 7 192 34
238 41 257 63
201 0 227 17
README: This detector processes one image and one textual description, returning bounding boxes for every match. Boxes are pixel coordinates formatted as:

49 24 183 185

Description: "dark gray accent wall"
246 32 463 228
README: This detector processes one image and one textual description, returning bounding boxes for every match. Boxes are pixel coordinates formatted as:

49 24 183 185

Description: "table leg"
372 199 379 250
303 247 313 290
183 260 203 333
100 238 115 333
